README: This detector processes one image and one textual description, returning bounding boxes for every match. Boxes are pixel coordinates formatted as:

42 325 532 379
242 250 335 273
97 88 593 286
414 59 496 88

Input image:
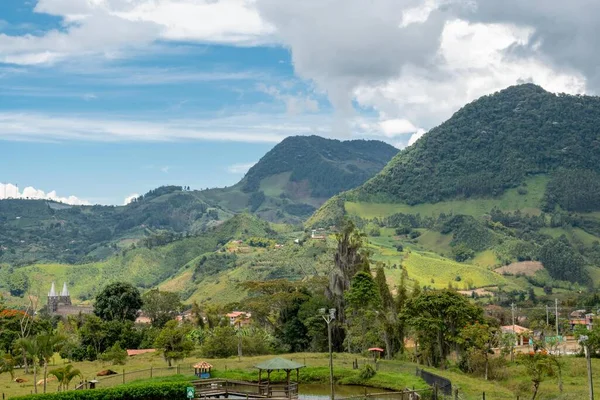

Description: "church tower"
47 282 72 313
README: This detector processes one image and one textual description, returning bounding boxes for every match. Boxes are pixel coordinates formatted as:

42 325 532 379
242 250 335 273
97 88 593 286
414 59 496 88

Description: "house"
311 230 326 240
501 324 532 346
226 311 251 327
569 309 594 331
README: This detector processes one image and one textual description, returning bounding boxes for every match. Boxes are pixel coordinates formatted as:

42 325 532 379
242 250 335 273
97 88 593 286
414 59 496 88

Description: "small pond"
299 384 393 400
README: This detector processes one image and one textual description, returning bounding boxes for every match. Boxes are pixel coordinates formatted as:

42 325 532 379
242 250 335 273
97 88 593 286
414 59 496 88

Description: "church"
47 282 93 316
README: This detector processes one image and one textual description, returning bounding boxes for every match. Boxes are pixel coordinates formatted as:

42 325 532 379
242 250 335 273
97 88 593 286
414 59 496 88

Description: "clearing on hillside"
495 261 543 276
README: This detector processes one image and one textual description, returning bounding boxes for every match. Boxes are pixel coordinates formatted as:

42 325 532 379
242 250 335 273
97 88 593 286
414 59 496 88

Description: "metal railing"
192 378 299 399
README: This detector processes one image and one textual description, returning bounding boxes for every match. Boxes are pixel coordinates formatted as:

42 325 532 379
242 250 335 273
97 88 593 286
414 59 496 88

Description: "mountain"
353 84 600 207
197 135 398 222
0 136 396 265
309 84 600 288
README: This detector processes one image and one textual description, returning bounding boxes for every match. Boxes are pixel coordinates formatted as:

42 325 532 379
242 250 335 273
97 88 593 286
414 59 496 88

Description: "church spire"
49 282 57 297
61 282 69 297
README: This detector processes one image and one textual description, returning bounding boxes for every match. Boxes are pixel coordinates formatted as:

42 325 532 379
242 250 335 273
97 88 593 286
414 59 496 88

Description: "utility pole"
511 303 516 332
580 335 594 400
546 304 549 327
320 308 336 400
555 298 559 339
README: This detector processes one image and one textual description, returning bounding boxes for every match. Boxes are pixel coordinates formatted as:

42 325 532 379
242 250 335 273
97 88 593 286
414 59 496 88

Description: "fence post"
433 383 438 400
123 369 125 384
454 388 458 400
178 364 181 374
150 366 153 378
482 392 486 400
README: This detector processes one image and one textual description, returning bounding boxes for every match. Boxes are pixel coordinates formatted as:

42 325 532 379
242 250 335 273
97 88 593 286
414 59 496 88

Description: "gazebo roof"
368 347 384 352
193 361 213 369
255 357 305 371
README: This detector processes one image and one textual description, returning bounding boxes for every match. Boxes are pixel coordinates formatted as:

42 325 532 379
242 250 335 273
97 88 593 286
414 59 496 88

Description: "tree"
539 236 587 283
0 351 15 380
36 333 66 393
141 289 182 328
518 352 554 400
345 271 382 353
7 270 29 297
154 320 194 366
94 282 143 322
404 290 482 368
49 364 82 391
458 322 498 380
79 315 106 360
101 342 128 365
14 337 39 393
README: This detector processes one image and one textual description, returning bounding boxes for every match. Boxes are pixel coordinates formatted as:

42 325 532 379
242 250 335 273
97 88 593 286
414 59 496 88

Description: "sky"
0 0 596 205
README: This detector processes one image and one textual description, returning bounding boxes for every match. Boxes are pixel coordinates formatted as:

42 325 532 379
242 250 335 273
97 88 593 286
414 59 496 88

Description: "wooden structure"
194 361 213 379
192 379 298 399
256 357 304 392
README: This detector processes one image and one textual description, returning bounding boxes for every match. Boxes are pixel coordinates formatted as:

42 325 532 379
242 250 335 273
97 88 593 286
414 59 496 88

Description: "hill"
197 135 397 223
0 136 396 264
354 84 600 209
309 84 600 289
0 213 284 303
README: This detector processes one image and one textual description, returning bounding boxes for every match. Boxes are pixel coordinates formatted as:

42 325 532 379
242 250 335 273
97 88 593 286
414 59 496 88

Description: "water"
299 384 392 400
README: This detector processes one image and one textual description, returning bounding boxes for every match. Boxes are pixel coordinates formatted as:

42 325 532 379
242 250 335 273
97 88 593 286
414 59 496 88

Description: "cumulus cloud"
0 183 89 205
227 162 256 174
124 193 140 205
0 0 273 65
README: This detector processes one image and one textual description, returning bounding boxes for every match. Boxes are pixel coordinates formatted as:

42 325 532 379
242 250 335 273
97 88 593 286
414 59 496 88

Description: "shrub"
11 381 187 400
101 343 128 365
358 364 376 380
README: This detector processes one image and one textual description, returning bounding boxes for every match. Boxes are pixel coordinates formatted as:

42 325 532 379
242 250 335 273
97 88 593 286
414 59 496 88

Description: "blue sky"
0 0 593 204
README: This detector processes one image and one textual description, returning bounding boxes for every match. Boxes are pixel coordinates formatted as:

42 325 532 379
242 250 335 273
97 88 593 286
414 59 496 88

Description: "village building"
501 324 532 346
226 311 252 327
569 309 594 331
47 282 93 316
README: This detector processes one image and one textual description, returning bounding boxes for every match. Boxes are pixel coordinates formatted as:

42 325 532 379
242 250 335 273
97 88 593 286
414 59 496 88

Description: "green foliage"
538 236 587 283
7 269 29 297
101 342 128 365
358 364 376 379
242 136 397 197
94 282 143 322
357 84 600 204
404 290 483 367
247 237 276 248
141 289 182 327
10 381 187 400
345 272 381 309
200 326 237 358
154 321 194 366
248 191 266 212
452 243 475 262
192 252 237 282
544 169 600 212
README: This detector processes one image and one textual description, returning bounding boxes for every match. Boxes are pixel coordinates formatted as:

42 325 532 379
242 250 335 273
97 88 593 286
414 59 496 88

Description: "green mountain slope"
197 135 397 223
0 136 396 264
355 84 600 207
309 84 600 290
1 214 278 302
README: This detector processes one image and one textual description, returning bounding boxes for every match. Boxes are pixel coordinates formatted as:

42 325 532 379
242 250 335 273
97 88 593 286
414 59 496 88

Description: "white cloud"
0 0 273 66
0 183 89 205
160 166 171 173
408 128 427 146
124 193 140 205
379 119 420 137
227 162 256 174
257 84 320 115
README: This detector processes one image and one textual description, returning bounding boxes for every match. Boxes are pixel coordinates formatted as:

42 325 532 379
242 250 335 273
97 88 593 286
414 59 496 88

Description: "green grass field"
2 351 599 400
346 176 548 219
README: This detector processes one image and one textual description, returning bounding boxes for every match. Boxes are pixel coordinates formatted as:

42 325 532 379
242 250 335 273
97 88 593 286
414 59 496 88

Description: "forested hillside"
0 136 396 264
198 135 397 223
355 84 600 208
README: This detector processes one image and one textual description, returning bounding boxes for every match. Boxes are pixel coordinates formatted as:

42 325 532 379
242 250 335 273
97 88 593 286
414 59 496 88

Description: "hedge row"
11 382 188 400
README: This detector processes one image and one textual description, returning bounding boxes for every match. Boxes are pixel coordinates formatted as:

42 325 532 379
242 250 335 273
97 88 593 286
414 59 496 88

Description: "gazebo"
255 357 305 397
193 361 213 379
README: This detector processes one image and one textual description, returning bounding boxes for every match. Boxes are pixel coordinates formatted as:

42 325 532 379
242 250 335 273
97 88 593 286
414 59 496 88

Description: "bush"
101 343 128 365
11 381 187 400
358 364 376 380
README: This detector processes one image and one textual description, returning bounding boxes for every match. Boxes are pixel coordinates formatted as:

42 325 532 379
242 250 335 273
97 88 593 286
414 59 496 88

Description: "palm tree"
15 338 39 393
0 351 15 379
36 333 66 394
50 365 82 391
